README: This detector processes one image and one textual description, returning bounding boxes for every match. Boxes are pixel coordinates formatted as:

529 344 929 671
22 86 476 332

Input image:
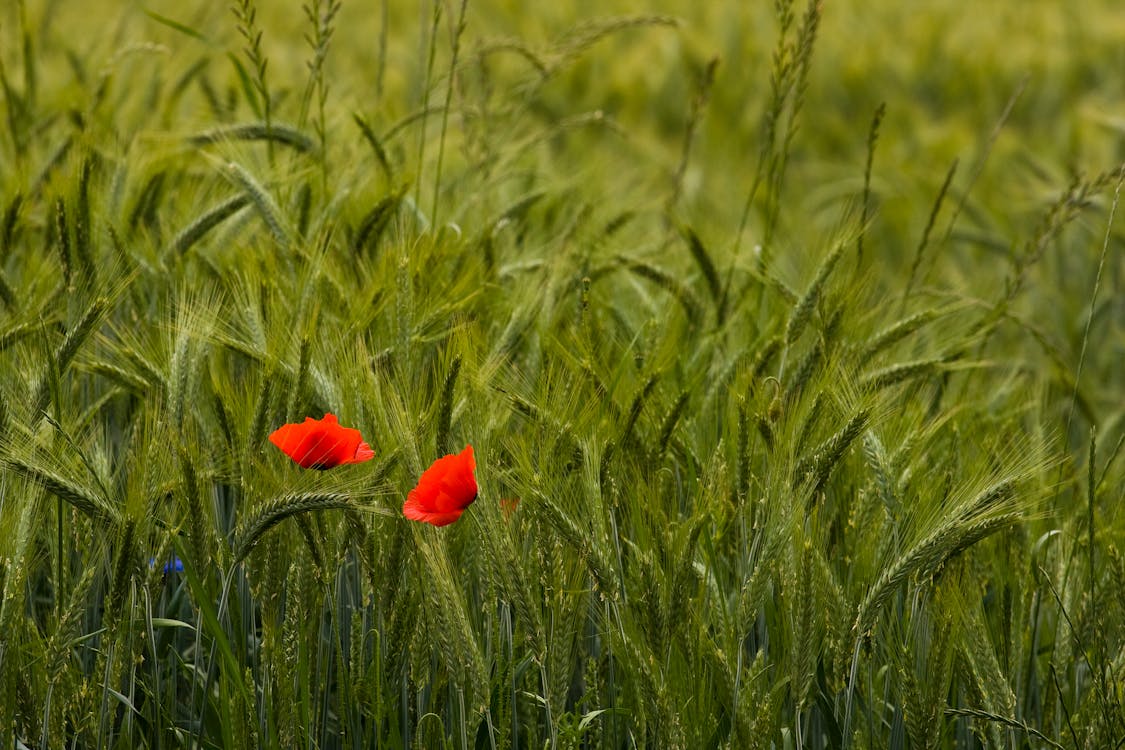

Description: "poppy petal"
402 501 464 526
353 441 375 463
404 445 478 526
268 413 375 469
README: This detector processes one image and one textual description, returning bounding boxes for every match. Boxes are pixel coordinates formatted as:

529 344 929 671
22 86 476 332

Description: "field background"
1 0 1124 748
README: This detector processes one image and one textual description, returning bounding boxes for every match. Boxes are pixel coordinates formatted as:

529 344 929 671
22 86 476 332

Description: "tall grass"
1 0 1123 748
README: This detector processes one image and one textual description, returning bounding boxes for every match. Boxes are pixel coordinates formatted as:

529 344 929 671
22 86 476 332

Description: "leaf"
144 9 211 43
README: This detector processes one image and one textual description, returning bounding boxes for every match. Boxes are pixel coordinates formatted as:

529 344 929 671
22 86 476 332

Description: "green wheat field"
1 0 1124 747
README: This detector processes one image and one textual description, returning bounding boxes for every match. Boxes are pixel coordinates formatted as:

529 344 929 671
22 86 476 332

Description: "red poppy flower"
403 445 478 526
268 413 375 469
500 497 520 520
